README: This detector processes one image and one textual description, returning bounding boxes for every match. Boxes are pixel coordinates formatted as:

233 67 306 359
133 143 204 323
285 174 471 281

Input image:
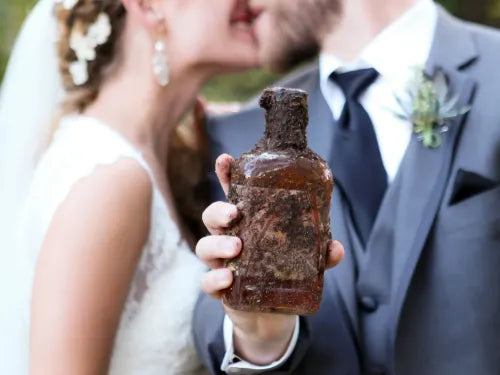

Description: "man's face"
250 0 341 72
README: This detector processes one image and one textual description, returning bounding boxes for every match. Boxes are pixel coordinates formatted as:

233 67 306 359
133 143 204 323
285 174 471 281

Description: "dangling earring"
152 18 169 87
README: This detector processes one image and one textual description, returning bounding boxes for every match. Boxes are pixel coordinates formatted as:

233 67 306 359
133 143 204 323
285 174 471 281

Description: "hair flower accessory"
69 13 112 86
87 14 113 45
393 66 471 149
70 30 97 62
69 60 89 86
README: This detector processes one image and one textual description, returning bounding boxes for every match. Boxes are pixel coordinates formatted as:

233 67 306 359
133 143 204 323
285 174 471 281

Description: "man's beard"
260 0 341 72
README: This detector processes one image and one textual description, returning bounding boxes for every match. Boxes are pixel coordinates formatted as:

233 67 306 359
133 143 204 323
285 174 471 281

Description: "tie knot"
330 68 379 100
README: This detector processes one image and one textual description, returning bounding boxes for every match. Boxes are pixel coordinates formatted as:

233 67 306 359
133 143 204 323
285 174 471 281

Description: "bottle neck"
264 107 308 151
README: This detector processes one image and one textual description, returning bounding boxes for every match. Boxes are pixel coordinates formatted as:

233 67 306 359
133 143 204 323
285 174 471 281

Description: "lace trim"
25 115 205 373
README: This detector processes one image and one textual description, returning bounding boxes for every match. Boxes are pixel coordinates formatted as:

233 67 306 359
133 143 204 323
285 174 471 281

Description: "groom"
193 0 500 374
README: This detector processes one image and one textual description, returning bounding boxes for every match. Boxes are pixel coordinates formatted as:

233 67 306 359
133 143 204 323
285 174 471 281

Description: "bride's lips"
231 3 259 41
229 0 267 44
231 0 263 25
231 11 253 24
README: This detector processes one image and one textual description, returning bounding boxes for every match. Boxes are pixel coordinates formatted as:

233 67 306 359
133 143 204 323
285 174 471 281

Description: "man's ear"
121 0 158 31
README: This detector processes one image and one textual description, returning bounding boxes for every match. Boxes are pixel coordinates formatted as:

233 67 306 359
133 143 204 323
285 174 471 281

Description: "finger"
202 202 239 234
326 240 345 269
215 154 233 197
196 235 242 269
201 268 233 299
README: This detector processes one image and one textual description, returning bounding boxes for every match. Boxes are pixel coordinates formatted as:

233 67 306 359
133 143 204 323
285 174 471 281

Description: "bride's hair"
54 0 126 113
53 0 209 244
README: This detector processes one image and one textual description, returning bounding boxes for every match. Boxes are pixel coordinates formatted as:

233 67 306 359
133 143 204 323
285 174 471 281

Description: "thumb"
215 154 234 197
326 240 344 269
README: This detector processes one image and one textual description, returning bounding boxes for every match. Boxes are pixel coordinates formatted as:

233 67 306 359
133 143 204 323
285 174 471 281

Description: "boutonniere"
394 67 471 149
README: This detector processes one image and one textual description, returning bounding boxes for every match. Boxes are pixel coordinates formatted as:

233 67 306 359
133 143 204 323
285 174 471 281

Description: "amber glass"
223 88 334 315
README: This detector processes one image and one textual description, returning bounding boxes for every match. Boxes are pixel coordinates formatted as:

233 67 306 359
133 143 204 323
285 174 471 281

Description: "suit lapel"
385 8 479 366
303 68 360 338
326 187 360 337
334 8 479 333
358 67 477 300
307 72 335 163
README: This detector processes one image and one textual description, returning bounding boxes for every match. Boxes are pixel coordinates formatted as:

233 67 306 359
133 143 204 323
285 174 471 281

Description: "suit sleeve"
192 293 226 375
192 292 314 375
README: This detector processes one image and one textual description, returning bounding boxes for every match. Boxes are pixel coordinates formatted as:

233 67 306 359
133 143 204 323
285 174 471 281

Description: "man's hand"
196 154 345 365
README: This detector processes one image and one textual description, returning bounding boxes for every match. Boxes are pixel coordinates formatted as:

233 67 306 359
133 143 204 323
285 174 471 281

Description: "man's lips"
249 6 263 21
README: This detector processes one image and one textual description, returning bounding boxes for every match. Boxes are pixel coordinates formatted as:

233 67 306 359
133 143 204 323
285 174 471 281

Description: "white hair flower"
87 14 113 46
68 13 113 86
70 29 97 61
69 60 89 86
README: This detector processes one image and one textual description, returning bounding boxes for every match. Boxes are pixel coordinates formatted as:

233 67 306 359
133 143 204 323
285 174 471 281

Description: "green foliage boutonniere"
394 67 471 149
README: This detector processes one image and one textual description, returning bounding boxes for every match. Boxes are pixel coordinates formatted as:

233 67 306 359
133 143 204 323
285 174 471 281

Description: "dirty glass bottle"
223 87 334 315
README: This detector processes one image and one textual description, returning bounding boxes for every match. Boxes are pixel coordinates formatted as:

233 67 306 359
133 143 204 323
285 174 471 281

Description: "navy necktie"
329 68 388 245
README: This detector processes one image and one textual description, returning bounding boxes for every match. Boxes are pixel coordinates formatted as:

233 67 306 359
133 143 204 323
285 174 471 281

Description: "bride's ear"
121 0 161 32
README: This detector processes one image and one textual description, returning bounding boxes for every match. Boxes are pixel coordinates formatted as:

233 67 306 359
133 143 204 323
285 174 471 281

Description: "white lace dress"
18 115 207 375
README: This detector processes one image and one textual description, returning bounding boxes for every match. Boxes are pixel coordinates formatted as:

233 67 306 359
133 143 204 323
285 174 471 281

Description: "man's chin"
252 12 319 73
257 44 281 73
253 15 283 72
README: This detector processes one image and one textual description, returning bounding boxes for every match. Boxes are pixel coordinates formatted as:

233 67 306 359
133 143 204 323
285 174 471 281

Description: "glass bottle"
223 87 334 315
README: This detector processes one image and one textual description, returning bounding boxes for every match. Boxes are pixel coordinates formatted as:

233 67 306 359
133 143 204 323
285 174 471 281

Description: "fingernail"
216 271 231 288
333 241 343 260
227 206 237 221
217 158 228 169
225 238 240 257
216 158 226 170
228 207 243 227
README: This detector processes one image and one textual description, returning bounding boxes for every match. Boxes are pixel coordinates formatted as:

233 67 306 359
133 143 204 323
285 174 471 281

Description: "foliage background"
1 0 499 102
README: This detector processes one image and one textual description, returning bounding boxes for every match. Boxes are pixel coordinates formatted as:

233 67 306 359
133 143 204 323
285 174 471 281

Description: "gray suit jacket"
193 8 500 375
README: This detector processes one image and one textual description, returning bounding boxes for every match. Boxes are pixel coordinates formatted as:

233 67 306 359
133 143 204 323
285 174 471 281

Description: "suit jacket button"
359 296 378 312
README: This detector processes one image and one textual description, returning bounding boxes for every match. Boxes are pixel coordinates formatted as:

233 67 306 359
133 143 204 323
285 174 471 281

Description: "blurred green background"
1 0 499 102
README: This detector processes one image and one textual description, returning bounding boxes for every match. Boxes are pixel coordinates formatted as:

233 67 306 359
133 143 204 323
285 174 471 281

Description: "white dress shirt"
320 0 437 182
221 0 438 372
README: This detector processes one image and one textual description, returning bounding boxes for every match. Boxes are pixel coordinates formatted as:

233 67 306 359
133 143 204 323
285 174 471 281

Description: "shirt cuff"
221 314 300 374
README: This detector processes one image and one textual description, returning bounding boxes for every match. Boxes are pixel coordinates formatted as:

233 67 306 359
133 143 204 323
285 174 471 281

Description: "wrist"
232 315 297 365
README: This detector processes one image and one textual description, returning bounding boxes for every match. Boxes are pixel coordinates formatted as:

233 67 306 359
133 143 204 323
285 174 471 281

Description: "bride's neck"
84 68 206 164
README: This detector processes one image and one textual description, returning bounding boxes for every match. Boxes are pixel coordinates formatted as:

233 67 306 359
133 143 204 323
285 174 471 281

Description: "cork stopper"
259 87 308 151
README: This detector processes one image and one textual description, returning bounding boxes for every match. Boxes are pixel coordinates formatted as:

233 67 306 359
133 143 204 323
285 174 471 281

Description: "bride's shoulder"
49 115 139 163
37 115 147 178
28 115 152 212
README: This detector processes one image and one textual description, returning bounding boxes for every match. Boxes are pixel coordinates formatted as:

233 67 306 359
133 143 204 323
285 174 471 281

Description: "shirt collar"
319 0 438 91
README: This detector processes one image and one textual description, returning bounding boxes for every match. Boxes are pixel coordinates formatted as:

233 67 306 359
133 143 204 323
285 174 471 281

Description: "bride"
0 0 258 373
